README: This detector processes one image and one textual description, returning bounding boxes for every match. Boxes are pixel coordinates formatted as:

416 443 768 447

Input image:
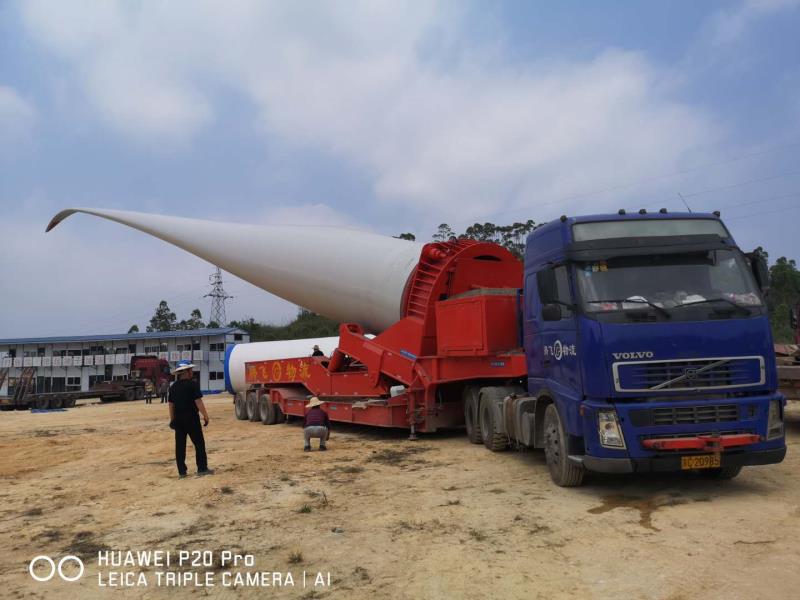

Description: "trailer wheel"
34 397 49 410
463 387 482 444
234 393 248 420
274 402 285 424
479 388 508 452
246 392 260 422
259 394 276 424
543 403 584 487
701 465 742 480
65 397 77 408
124 388 135 402
50 397 63 409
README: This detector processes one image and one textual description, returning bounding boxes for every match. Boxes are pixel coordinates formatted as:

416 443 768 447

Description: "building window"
68 350 82 357
209 342 225 352
53 350 67 357
193 341 200 350
209 371 224 380
66 377 81 389
38 347 46 356
234 334 243 341
115 348 128 355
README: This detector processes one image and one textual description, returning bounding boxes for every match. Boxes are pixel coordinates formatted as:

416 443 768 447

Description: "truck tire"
34 397 49 410
234 393 248 420
50 397 63 409
479 387 509 452
543 403 584 487
702 465 742 480
274 402 285 424
246 393 260 422
463 387 482 444
124 388 135 402
65 397 77 408
259 394 276 425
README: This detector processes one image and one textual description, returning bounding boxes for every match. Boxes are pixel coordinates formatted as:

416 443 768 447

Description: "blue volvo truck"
502 210 786 486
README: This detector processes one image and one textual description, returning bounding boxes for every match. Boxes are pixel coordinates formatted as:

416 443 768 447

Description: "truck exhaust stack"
46 207 423 333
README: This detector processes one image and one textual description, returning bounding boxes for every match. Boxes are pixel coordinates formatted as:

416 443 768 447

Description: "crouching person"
303 396 330 452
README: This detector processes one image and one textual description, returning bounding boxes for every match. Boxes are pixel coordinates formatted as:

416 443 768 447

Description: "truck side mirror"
746 250 770 293
541 303 562 321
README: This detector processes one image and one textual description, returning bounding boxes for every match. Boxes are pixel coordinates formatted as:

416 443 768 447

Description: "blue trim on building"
0 327 247 346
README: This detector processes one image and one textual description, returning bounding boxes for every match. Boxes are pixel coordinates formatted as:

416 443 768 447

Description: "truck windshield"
575 249 762 318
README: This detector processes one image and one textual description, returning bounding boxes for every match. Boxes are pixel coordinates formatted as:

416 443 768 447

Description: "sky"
1 0 799 338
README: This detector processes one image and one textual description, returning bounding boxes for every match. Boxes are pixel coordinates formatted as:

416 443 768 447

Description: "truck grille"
613 356 764 393
629 404 739 427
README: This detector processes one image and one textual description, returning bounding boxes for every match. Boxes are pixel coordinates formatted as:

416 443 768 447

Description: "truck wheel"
463 387 482 444
124 389 135 402
50 397 63 409
65 397 76 408
479 387 508 452
543 403 584 487
234 393 248 420
35 397 49 410
259 394 276 424
702 465 742 480
274 402 285 424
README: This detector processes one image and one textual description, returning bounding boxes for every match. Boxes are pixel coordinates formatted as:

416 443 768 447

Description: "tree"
146 300 177 332
766 255 800 342
207 320 220 329
432 223 455 242
394 233 416 241
229 310 340 342
177 308 205 331
127 324 139 333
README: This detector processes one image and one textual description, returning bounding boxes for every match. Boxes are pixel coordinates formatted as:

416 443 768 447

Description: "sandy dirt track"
1 395 799 600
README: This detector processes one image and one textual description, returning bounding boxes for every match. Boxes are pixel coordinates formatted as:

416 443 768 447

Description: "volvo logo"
684 368 698 380
612 351 654 360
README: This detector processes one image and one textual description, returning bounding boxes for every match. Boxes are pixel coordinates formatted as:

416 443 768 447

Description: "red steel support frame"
245 240 527 432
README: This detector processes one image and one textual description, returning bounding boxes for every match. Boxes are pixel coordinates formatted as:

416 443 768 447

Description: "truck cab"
523 211 786 484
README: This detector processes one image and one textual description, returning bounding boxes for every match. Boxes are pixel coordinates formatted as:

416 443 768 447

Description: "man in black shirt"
168 360 213 478
311 344 324 357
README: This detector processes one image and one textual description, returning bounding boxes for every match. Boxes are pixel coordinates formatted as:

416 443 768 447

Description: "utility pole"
204 267 233 327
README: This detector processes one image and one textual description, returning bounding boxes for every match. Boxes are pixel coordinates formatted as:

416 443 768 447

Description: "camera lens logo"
29 555 84 582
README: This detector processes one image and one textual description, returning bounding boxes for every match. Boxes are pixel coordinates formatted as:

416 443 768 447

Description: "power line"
443 139 800 230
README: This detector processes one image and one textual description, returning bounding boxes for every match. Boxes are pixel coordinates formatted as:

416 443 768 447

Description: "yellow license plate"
681 454 721 470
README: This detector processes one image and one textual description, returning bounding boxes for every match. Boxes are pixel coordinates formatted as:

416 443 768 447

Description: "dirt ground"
1 395 798 600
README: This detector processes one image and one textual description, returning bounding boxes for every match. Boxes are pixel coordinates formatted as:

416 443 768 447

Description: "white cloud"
20 1 719 219
707 0 800 45
0 86 35 147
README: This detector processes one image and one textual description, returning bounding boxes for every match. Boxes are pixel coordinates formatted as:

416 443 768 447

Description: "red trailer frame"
244 239 527 435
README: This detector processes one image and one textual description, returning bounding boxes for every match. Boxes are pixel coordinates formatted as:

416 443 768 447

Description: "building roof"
0 327 248 346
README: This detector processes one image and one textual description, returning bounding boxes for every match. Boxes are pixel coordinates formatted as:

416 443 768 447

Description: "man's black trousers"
175 417 208 475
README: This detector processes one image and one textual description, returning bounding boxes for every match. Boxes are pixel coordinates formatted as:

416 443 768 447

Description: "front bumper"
572 446 787 474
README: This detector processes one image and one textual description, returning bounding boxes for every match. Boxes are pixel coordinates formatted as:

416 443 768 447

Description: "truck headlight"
598 409 626 449
767 399 784 440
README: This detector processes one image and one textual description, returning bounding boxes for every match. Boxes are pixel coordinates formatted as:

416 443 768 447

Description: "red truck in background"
1 355 172 410
91 355 172 401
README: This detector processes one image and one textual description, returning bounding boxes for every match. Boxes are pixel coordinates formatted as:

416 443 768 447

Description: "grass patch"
468 528 487 542
298 504 313 514
367 446 431 466
288 550 304 564
220 486 234 495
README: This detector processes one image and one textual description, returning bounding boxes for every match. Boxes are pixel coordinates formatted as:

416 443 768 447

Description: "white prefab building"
0 327 249 396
